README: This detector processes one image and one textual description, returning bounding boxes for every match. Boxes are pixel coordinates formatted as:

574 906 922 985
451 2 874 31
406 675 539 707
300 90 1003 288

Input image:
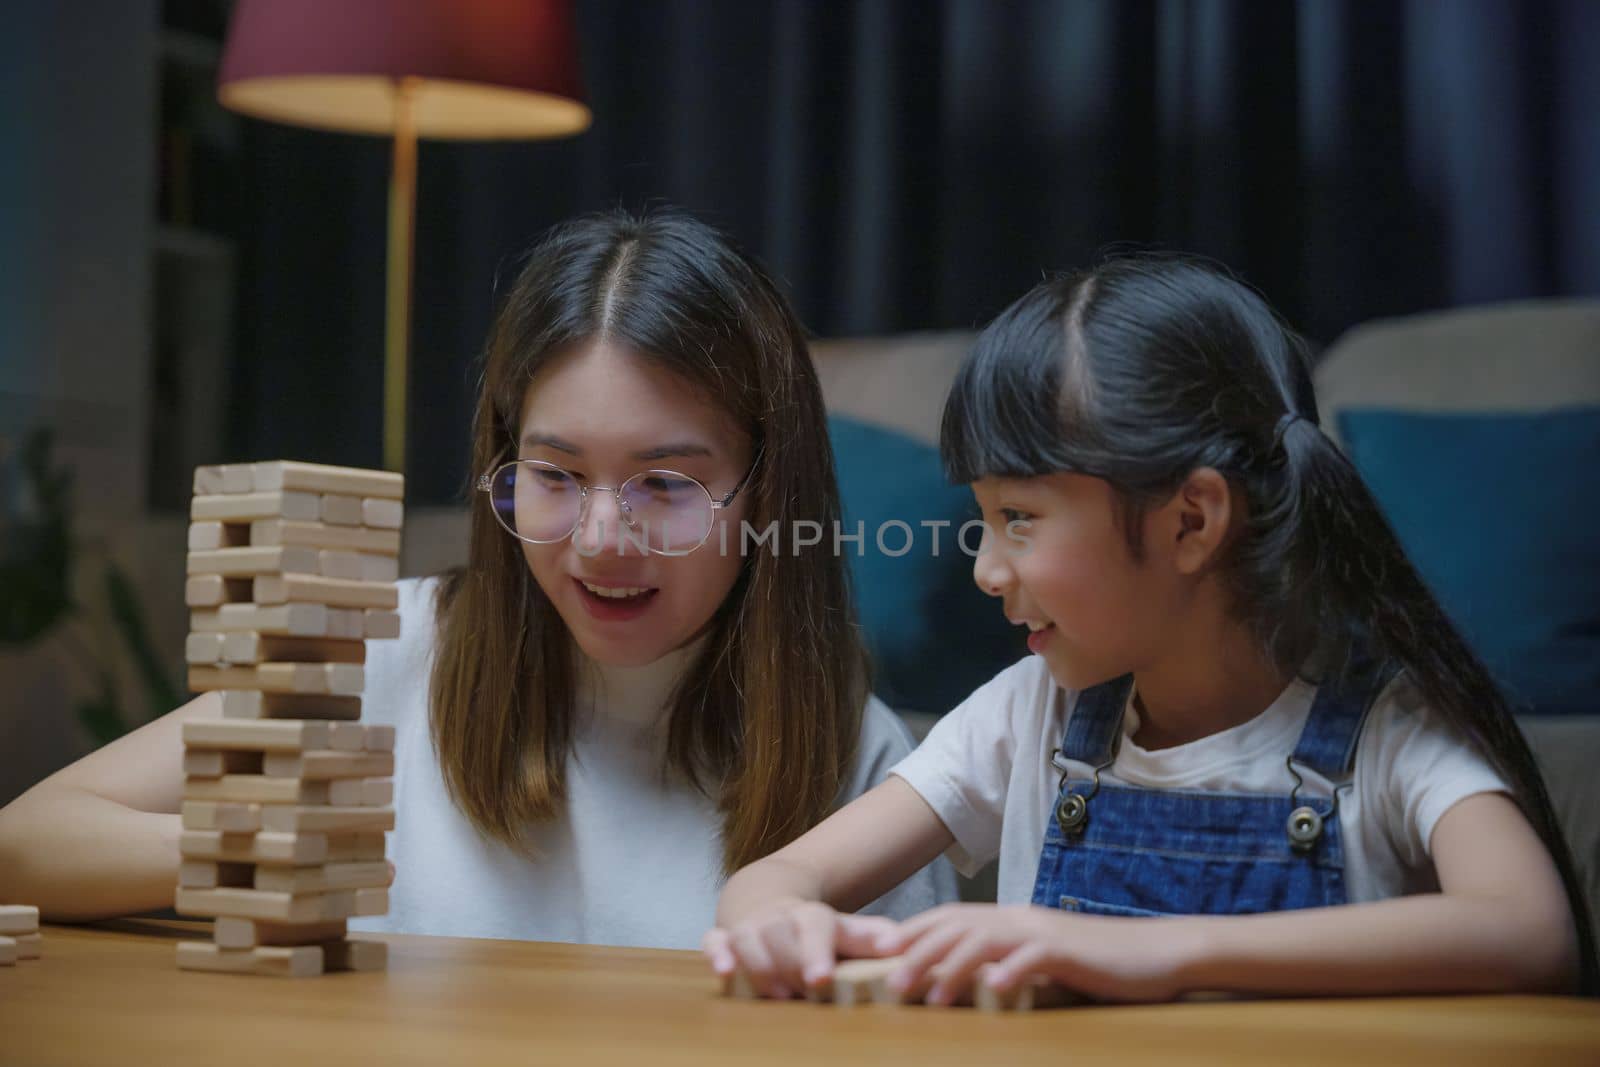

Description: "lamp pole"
383 77 421 475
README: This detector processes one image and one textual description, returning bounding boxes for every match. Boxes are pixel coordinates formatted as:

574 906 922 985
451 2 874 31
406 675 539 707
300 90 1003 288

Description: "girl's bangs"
940 288 1090 485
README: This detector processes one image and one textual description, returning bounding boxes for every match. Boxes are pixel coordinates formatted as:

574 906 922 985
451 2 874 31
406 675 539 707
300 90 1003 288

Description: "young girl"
705 256 1594 1001
0 210 956 947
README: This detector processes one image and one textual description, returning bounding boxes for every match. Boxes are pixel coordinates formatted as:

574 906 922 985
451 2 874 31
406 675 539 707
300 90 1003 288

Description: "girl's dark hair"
942 254 1596 992
433 208 867 873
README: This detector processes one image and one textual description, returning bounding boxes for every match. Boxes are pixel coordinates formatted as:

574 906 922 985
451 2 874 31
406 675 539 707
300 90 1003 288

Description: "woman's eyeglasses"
475 457 757 556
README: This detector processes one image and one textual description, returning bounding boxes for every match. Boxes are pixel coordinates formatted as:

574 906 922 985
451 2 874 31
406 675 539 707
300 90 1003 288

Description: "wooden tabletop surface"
1 920 1596 1065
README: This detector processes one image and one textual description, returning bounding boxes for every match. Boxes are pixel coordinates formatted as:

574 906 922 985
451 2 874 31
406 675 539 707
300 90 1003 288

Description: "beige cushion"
1315 299 1600 444
811 331 977 447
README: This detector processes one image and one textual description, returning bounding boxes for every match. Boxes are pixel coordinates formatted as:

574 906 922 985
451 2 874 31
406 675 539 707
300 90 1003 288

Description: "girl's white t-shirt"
890 654 1509 907
350 578 957 949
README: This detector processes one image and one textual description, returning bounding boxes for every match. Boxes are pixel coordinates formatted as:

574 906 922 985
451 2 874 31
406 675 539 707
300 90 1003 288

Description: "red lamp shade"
218 0 589 140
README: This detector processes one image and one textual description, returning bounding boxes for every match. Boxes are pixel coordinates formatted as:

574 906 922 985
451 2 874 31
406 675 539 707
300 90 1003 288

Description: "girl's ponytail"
1268 410 1598 993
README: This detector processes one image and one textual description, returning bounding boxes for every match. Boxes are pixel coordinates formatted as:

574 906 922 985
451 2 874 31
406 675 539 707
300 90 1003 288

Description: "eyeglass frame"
474 450 762 556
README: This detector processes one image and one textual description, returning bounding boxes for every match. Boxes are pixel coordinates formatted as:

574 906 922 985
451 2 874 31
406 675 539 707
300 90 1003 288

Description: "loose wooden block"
220 689 362 721
13 932 41 960
192 490 320 523
253 573 399 611
193 464 254 495
214 917 348 949
260 805 396 833
191 602 330 637
974 966 1080 1012
188 521 249 550
0 905 40 935
182 718 333 752
220 633 366 666
0 936 15 965
181 801 262 832
182 749 263 777
364 609 402 639
250 460 404 500
187 546 320 577
188 662 365 696
324 938 387 972
363 497 404 529
175 887 357 923
176 940 324 978
830 957 907 1006
184 775 332 805
250 519 401 556
320 493 365 526
180 830 330 865
254 860 390 894
262 750 394 779
185 575 253 608
177 860 254 889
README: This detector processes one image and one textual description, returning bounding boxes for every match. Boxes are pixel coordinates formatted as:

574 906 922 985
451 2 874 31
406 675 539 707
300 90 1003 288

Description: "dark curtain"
230 0 1600 505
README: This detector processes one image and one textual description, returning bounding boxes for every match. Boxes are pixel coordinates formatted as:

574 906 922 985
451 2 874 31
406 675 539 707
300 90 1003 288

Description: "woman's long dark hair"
433 208 868 873
942 255 1596 992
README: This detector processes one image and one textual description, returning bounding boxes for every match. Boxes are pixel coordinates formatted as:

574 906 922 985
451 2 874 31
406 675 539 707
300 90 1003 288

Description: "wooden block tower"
175 461 402 978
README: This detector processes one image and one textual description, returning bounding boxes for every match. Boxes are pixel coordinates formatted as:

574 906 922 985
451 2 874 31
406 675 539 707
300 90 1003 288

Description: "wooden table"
1 921 1596 1065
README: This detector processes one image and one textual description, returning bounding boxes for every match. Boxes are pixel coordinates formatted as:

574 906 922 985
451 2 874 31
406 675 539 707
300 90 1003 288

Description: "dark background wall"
223 0 1600 508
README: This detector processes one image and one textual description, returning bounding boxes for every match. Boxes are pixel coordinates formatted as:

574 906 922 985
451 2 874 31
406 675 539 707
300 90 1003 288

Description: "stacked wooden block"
175 461 402 978
0 905 41 966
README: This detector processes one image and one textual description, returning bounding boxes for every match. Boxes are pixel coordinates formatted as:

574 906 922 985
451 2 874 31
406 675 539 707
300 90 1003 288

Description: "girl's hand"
702 900 902 1000
874 903 1195 1005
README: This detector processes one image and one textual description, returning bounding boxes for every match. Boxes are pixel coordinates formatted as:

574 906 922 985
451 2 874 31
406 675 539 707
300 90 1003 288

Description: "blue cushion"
828 416 1022 714
1338 408 1600 716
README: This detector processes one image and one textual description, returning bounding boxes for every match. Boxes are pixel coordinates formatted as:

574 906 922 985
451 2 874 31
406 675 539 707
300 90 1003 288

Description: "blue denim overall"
1030 659 1398 917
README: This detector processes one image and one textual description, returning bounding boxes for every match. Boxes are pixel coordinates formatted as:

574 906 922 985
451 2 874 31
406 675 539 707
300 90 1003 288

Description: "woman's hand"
702 899 902 1000
874 903 1196 1005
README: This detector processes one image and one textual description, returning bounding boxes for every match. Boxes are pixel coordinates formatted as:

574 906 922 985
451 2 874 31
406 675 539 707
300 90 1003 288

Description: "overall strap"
1058 674 1135 767
1289 655 1403 780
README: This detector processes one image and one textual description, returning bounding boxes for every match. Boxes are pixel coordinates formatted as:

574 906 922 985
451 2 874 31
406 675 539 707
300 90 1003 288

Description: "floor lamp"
216 0 591 473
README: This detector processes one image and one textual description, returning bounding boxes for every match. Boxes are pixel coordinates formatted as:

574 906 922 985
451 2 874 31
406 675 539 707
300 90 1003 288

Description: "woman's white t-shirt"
890 654 1508 907
351 578 957 948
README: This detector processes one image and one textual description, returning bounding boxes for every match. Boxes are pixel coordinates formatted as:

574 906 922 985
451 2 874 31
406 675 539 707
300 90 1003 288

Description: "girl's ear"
1165 467 1235 576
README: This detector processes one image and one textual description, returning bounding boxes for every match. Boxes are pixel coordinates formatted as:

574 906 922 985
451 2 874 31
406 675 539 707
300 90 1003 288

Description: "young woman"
705 256 1593 1000
0 210 956 948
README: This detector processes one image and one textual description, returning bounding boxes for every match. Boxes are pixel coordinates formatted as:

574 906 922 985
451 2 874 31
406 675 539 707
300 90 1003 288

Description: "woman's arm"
880 791 1581 1003
705 776 955 996
0 692 219 920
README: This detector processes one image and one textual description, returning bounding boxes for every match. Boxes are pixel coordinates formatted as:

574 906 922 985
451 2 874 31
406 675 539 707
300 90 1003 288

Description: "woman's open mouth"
573 577 660 622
